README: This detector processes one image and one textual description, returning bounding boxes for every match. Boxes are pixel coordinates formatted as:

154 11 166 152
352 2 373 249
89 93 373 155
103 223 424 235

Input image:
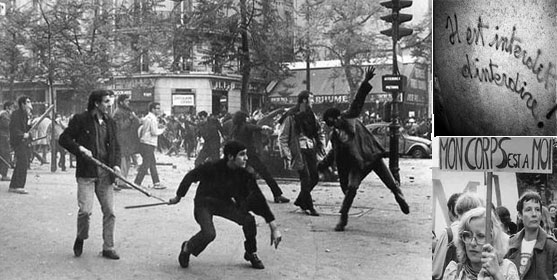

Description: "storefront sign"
172 94 195 106
439 137 553 173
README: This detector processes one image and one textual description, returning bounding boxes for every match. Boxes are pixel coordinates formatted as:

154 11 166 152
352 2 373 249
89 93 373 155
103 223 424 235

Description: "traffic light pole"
389 12 401 183
380 0 412 183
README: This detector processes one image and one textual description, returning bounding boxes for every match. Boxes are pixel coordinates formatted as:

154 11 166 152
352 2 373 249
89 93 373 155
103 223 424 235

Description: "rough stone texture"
434 0 557 135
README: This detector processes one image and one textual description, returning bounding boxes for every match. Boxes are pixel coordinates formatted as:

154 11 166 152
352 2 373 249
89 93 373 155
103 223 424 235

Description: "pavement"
0 154 432 280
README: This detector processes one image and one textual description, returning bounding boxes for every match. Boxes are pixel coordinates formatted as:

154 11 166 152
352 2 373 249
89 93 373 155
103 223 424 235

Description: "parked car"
365 122 432 158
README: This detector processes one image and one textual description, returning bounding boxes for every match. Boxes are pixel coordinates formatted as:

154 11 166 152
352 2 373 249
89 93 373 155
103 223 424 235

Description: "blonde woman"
443 207 519 280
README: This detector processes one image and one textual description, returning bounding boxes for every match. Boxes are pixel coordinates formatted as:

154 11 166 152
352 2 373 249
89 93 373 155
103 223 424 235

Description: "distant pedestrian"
46 113 68 171
59 89 122 260
8 96 33 194
0 101 16 181
231 111 289 203
278 90 326 216
134 102 166 189
194 111 223 167
168 141 282 269
319 66 409 231
112 94 140 189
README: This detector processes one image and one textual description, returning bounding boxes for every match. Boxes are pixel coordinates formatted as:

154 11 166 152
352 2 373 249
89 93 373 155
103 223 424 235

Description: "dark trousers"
0 136 11 177
134 143 159 185
187 201 257 256
295 148 319 209
9 144 30 189
338 158 401 215
247 150 282 197
194 142 220 167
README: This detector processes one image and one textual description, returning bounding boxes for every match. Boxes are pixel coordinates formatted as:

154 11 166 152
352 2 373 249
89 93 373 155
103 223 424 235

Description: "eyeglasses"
460 231 486 245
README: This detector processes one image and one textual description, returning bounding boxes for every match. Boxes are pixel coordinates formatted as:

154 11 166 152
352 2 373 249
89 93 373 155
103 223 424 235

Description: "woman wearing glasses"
505 191 557 279
443 207 519 280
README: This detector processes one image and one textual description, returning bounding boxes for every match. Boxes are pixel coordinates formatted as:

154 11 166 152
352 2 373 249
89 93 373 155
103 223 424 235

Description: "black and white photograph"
433 0 557 136
0 0 432 279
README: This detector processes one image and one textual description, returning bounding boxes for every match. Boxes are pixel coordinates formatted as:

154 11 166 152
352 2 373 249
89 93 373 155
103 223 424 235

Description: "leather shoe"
73 238 84 257
8 188 28 194
244 252 264 269
334 214 348 231
274 195 290 203
102 250 120 260
178 241 190 268
307 208 320 216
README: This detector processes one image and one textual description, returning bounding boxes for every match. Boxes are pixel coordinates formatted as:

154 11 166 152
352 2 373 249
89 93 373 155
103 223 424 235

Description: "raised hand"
364 66 376 82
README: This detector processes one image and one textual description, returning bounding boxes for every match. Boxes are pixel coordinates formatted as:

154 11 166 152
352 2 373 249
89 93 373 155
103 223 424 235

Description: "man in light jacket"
134 102 166 189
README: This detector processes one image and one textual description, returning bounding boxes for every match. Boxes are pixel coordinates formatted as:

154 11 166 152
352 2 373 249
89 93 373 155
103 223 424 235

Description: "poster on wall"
172 94 195 106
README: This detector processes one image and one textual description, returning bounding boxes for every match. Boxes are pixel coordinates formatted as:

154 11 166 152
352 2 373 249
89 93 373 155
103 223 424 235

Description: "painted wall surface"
434 0 557 135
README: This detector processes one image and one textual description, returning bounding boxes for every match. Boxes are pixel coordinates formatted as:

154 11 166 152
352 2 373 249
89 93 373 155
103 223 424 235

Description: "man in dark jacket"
59 90 122 260
230 111 290 203
319 66 409 231
168 141 282 269
0 101 16 181
8 96 33 194
112 94 140 189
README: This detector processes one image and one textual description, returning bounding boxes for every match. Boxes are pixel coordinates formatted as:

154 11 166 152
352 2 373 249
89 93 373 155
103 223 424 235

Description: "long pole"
486 172 493 245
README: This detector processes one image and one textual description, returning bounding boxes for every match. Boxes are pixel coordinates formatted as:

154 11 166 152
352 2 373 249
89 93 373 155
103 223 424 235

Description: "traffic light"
380 0 413 41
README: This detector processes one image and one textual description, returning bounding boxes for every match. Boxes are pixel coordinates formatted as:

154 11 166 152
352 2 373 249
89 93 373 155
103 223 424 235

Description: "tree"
171 0 295 111
0 6 40 101
297 0 391 96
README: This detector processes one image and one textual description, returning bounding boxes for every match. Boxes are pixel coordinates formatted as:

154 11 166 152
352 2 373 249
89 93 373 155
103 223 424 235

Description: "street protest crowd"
432 190 557 280
0 67 419 270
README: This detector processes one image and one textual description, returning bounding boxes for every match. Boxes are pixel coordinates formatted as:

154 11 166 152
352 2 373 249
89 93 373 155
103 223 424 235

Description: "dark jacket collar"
509 226 548 251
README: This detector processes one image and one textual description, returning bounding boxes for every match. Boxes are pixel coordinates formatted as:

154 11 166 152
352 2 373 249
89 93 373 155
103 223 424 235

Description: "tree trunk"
239 0 250 112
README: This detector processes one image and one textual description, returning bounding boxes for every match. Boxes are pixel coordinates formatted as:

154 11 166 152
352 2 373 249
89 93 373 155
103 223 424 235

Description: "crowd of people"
432 191 557 280
0 67 412 269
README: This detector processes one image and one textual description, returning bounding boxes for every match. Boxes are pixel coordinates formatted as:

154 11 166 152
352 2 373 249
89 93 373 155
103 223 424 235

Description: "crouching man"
168 141 282 269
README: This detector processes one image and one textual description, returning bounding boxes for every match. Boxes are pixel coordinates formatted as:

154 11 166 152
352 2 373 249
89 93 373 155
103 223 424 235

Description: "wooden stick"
86 155 166 203
486 172 493 245
0 154 13 169
124 202 169 209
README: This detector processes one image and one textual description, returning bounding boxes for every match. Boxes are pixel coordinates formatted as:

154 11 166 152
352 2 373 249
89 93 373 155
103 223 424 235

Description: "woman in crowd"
443 207 519 280
505 191 557 279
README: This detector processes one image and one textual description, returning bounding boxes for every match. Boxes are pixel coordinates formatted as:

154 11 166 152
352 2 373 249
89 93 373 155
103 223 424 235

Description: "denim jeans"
187 200 257 256
76 176 115 251
134 143 159 186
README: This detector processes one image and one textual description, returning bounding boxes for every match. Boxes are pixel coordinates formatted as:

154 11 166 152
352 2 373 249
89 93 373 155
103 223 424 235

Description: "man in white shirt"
134 102 166 189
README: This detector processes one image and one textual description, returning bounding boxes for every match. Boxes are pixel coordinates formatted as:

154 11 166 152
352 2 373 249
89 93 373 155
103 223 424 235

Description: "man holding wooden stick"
59 90 122 260
8 96 33 194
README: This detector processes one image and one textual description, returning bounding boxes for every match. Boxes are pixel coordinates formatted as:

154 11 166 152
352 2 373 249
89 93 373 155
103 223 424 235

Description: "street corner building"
433 0 557 136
